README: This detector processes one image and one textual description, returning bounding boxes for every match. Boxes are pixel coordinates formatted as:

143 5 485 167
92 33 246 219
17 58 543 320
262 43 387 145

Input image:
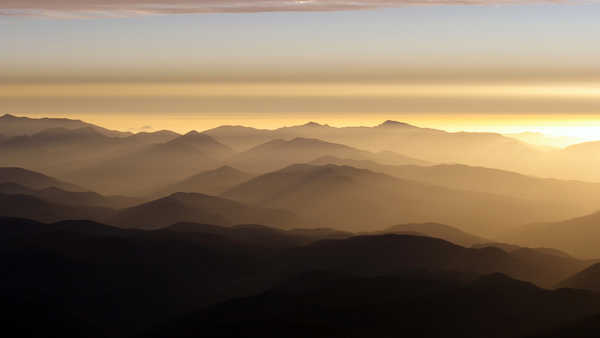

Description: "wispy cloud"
0 0 584 18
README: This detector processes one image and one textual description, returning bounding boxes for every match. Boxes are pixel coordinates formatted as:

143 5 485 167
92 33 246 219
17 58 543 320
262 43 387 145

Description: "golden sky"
2 3 600 146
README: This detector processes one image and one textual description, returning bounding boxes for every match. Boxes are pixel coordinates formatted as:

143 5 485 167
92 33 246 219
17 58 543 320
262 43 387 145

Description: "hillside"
223 164 572 236
108 192 303 229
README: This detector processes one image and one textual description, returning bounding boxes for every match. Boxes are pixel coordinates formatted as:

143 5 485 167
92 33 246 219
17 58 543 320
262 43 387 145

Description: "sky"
2 0 600 144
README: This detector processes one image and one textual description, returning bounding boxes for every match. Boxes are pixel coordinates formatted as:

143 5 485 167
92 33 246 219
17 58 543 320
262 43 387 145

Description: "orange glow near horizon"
4 81 600 148
13 111 600 148
2 82 600 98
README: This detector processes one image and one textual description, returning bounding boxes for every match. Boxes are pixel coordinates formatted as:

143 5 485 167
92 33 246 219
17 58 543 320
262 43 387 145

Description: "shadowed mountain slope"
557 263 600 292
68 132 236 195
0 113 131 138
0 167 83 191
311 156 600 217
143 271 600 338
277 234 588 288
205 120 600 183
166 223 352 249
108 193 303 229
377 222 488 247
154 166 254 198
223 164 573 236
205 120 543 173
226 137 426 173
527 314 600 338
503 211 600 258
0 194 114 223
0 183 140 209
0 218 593 337
0 127 186 191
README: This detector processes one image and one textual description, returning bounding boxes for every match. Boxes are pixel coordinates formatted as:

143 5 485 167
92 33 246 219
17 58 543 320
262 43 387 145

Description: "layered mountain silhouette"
0 194 113 223
311 156 600 217
471 242 574 259
0 167 83 191
223 164 573 235
226 137 426 173
108 192 303 229
377 222 488 247
0 127 183 191
276 234 589 288
166 223 351 249
68 132 235 194
204 120 545 173
504 211 600 258
154 166 254 197
143 271 600 338
0 183 140 209
204 120 600 183
0 113 131 138
528 314 600 338
5 114 600 338
557 263 600 292
1 216 595 338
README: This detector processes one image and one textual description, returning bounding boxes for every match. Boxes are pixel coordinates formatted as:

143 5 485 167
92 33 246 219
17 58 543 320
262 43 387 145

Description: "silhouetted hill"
277 234 588 288
0 217 352 337
0 218 284 336
0 167 83 191
376 119 419 128
69 133 235 195
504 211 600 258
471 242 574 259
378 222 488 247
0 127 186 186
161 131 234 160
527 314 600 338
223 164 571 236
226 137 425 173
204 120 544 174
310 156 600 217
0 113 131 138
143 271 600 338
0 193 114 223
204 121 600 183
109 193 303 229
0 183 140 209
557 263 600 292
1 293 106 338
1 217 593 337
125 130 180 144
155 166 253 197
166 223 351 249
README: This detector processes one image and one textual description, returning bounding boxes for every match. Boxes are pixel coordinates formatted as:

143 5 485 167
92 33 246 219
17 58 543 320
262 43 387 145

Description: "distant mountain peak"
377 120 416 128
302 121 323 127
184 130 202 136
215 165 239 173
35 126 104 138
170 131 220 144
0 113 18 120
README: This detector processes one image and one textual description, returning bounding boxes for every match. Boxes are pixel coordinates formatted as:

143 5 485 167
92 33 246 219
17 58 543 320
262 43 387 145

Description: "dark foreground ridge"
1 217 598 338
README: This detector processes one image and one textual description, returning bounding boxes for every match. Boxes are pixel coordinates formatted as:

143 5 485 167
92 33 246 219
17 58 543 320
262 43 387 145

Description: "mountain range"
153 165 254 198
222 164 574 235
504 211 600 258
3 114 600 338
108 192 304 229
0 113 132 138
311 156 600 217
143 271 600 338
